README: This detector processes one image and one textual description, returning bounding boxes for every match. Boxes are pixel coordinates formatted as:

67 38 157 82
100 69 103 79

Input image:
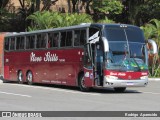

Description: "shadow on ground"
1 80 142 94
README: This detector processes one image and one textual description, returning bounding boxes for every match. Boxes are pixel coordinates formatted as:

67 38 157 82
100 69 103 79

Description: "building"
0 33 5 76
9 0 85 13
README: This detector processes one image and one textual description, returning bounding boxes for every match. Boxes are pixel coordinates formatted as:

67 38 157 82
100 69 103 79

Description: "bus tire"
26 71 33 85
18 71 23 84
79 74 90 92
2 79 8 83
114 87 126 93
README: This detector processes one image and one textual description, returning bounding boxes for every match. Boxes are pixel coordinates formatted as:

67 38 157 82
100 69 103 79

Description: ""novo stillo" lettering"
30 52 58 62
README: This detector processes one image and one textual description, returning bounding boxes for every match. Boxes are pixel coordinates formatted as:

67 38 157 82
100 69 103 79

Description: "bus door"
94 43 103 86
83 44 94 87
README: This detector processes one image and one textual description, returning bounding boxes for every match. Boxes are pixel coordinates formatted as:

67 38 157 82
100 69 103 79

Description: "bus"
1 23 157 92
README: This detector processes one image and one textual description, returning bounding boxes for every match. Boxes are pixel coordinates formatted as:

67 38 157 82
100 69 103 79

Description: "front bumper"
103 77 148 88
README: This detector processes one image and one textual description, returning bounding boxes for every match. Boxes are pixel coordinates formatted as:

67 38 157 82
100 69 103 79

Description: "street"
0 80 160 119
0 80 160 111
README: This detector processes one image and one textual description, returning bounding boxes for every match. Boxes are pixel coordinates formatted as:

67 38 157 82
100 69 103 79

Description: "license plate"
127 82 134 85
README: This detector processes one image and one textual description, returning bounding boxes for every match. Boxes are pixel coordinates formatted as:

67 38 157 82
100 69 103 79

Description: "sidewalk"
148 78 160 81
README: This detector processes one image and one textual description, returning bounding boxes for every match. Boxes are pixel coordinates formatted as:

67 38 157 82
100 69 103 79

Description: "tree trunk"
67 0 71 13
72 0 77 13
36 0 40 11
86 0 92 14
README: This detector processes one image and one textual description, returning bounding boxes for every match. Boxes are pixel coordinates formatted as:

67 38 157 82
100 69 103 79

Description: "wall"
0 33 5 75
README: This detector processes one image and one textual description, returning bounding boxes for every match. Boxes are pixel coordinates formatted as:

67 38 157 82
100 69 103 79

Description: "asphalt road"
0 80 160 119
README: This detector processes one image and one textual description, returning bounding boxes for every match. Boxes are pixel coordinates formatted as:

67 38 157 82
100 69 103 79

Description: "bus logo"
30 52 58 62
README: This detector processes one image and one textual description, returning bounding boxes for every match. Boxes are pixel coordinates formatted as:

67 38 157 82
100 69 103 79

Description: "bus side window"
5 38 9 51
36 34 41 48
74 29 86 46
26 35 35 49
66 31 72 46
80 29 86 46
16 37 20 50
16 37 25 50
36 34 47 48
41 33 47 48
10 37 15 50
60 32 66 47
74 30 80 46
48 32 59 48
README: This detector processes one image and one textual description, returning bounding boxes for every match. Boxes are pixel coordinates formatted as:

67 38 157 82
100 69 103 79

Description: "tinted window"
126 27 145 43
66 31 72 46
105 26 145 43
60 31 72 47
48 32 59 48
74 29 86 46
4 38 9 51
89 28 99 37
36 33 47 48
16 36 25 50
106 27 126 41
10 37 16 50
60 32 66 47
26 35 35 49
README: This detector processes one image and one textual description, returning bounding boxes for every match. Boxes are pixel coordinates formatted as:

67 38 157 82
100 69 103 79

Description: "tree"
122 0 160 25
97 17 115 24
0 0 14 31
92 0 123 21
41 0 58 11
139 0 160 24
27 11 55 30
67 0 72 13
71 0 79 13
141 19 160 77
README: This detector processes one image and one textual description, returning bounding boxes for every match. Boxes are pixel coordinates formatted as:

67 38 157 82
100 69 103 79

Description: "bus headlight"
140 76 148 80
106 75 118 80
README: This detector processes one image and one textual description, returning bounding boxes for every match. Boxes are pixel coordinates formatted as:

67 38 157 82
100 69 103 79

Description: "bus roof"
5 23 140 37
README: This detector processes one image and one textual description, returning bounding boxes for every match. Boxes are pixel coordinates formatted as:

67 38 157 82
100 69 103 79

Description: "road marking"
143 92 160 95
3 83 100 96
0 91 32 97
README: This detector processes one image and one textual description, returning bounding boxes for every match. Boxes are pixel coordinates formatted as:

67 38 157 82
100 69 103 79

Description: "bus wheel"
18 71 23 84
114 87 126 93
26 71 33 85
79 74 90 92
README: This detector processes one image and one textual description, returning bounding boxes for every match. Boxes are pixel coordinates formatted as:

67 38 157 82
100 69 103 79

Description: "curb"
148 78 160 81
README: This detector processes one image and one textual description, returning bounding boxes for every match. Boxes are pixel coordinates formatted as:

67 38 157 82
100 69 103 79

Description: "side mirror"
102 37 109 52
147 39 158 54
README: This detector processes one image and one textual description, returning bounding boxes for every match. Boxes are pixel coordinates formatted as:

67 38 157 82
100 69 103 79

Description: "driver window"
89 28 99 37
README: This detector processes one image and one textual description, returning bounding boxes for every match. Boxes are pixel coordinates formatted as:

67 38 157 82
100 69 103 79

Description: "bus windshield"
104 26 148 71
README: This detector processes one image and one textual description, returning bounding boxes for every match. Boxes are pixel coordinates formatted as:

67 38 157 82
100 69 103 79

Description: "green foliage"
134 0 160 25
92 0 123 15
140 24 155 40
0 0 12 31
97 17 115 24
27 11 93 31
141 19 160 77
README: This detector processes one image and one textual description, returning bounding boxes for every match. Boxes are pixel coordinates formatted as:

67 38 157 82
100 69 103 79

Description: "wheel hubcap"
81 76 86 88
18 72 22 82
27 73 32 83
